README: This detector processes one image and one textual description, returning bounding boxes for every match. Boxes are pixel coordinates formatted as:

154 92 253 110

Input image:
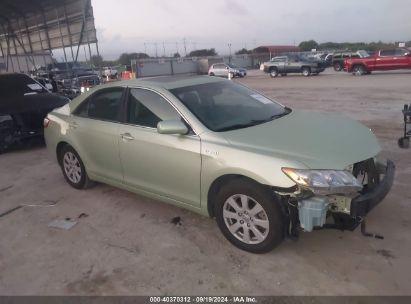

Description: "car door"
286 56 300 73
394 49 410 69
70 87 125 183
216 64 227 77
376 50 396 70
118 87 201 206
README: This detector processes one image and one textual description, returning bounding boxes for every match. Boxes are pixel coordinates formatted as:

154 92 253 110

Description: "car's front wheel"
302 67 311 77
59 145 93 189
214 179 284 253
352 65 366 76
333 63 342 71
269 68 278 78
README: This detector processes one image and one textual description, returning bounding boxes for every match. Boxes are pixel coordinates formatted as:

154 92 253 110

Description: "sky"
78 0 411 60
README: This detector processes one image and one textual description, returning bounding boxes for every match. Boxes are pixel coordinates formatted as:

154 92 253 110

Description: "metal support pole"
75 0 91 62
6 33 11 71
56 9 69 71
87 42 92 67
0 38 5 57
36 24 48 70
11 34 22 72
63 0 75 61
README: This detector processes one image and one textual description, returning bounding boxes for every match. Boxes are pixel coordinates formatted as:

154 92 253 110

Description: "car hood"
222 110 381 169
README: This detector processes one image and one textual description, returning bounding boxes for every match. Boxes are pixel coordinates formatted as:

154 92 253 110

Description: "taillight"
43 117 50 128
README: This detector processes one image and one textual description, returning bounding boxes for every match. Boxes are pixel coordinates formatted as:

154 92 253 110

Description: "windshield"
357 50 370 58
226 63 239 68
170 81 290 132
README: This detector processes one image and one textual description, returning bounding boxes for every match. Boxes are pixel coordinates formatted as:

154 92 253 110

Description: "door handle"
120 133 134 140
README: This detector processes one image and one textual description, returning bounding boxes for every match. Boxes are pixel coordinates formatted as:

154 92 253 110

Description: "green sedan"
44 76 395 253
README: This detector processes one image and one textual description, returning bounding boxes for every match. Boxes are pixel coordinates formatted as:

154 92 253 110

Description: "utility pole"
155 42 158 58
176 42 179 55
228 43 232 63
183 38 187 57
163 41 166 57
144 42 147 55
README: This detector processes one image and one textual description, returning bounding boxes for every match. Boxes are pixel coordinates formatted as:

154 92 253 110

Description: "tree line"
298 40 411 52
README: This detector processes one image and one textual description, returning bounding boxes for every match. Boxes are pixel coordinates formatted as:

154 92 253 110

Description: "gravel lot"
1 69 410 295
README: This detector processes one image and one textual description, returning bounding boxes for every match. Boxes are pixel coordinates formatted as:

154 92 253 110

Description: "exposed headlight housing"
282 168 363 195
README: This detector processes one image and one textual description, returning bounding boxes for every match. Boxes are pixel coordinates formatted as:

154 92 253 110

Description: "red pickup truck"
345 48 411 75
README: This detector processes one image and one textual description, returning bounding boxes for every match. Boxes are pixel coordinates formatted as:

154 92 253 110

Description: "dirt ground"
0 69 410 296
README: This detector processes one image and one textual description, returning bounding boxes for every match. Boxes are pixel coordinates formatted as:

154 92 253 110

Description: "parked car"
208 63 247 78
44 76 395 253
0 73 69 153
102 67 118 79
33 77 53 91
260 55 326 77
332 51 369 71
345 48 411 75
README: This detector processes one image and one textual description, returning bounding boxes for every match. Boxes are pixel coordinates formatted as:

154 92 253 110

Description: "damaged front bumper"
283 159 395 236
350 159 395 220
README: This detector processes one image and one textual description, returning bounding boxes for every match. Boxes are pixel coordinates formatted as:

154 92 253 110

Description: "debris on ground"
48 219 77 230
0 206 22 218
170 216 182 226
78 213 89 219
0 185 13 192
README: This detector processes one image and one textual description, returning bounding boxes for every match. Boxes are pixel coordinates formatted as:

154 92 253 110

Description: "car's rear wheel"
302 67 311 77
214 179 284 253
333 63 342 71
59 145 93 189
209 72 215 76
269 68 278 78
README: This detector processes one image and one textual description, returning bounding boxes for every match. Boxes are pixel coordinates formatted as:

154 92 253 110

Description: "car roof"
105 75 226 90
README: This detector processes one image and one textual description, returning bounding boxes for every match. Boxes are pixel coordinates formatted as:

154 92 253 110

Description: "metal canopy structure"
0 0 98 71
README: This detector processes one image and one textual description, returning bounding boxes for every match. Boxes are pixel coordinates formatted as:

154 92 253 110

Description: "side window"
395 49 408 56
380 50 395 57
74 88 123 122
127 89 180 128
74 99 90 117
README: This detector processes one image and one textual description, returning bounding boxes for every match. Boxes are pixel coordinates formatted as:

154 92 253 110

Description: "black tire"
333 63 342 71
59 145 93 189
209 72 215 76
302 67 311 77
352 65 366 76
269 68 278 78
214 179 284 253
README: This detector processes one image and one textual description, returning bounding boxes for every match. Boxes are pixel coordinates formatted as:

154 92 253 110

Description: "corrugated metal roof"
0 0 97 54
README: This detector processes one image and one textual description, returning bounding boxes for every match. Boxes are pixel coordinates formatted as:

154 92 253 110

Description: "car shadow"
1 137 45 155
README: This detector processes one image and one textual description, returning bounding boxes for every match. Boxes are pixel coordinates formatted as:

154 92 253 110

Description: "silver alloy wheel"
270 70 277 77
302 68 310 76
223 194 270 244
354 66 364 76
63 152 82 184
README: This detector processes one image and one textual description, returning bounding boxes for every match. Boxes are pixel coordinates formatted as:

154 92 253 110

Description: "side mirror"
157 120 188 135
